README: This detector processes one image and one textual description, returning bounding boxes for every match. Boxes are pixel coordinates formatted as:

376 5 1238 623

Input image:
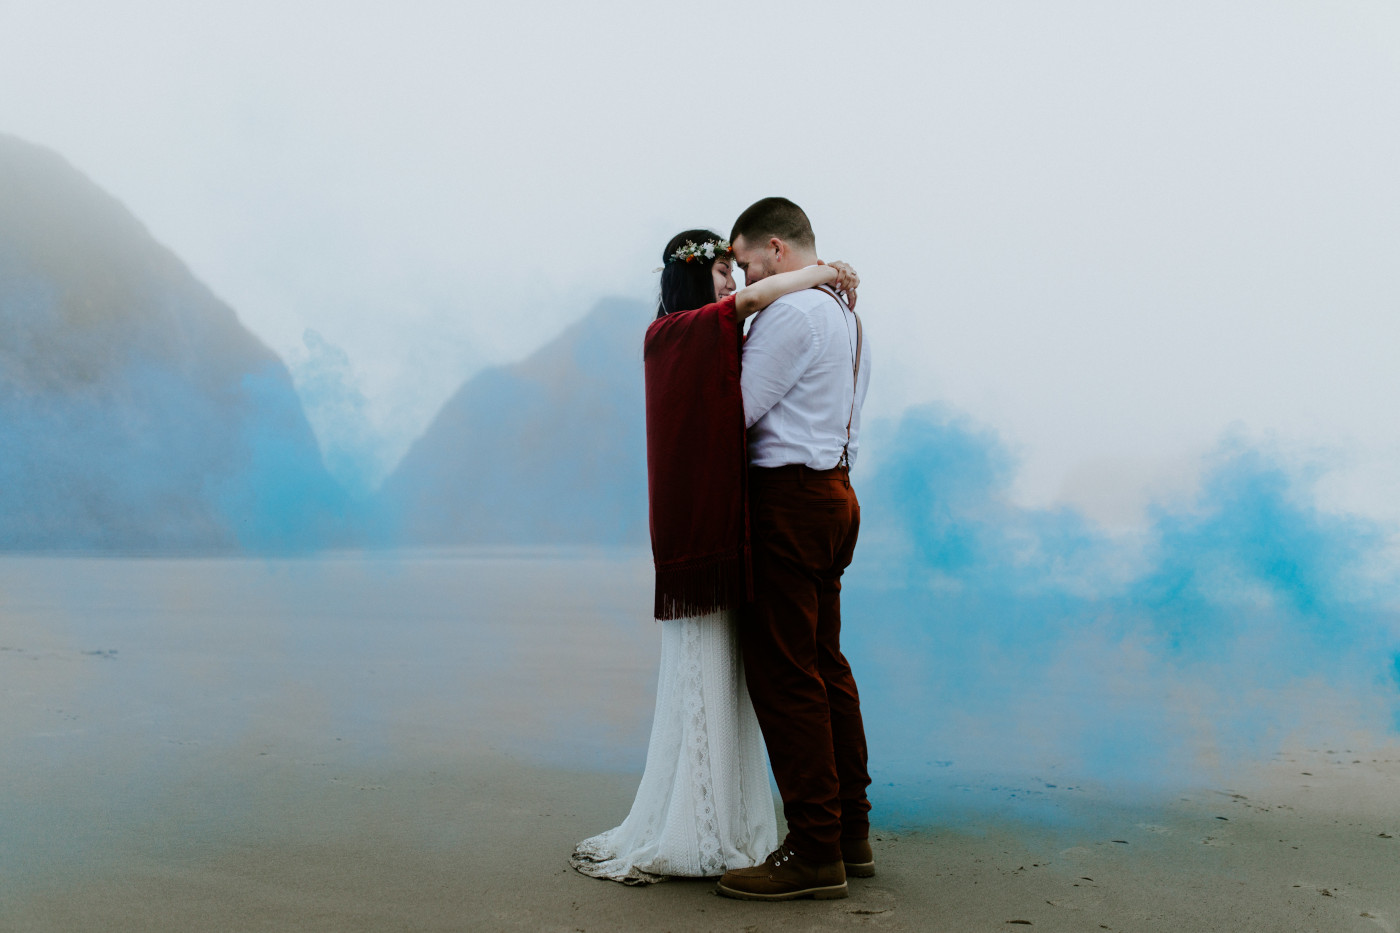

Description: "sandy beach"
7 744 1400 932
3 553 1398 932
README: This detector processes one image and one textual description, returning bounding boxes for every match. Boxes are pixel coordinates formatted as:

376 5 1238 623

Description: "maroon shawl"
643 294 750 620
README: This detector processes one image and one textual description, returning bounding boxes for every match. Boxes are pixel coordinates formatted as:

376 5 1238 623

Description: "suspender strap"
815 285 863 468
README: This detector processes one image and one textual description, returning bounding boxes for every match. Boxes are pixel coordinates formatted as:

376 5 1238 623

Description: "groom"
717 198 873 902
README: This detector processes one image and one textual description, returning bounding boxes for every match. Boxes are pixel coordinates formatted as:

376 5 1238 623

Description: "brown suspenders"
815 285 863 469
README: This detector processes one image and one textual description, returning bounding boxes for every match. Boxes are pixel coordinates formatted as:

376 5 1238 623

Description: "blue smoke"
0 356 354 553
210 365 361 552
842 406 1400 823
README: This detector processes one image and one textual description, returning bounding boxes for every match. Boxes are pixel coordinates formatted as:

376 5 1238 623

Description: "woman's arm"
734 263 839 320
826 260 859 310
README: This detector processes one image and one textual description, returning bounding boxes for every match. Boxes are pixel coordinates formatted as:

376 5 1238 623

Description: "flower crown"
653 238 732 272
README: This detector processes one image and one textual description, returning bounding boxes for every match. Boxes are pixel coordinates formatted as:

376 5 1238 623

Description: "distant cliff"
380 297 650 545
0 134 346 551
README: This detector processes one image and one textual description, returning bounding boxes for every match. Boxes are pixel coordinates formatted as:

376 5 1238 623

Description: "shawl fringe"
653 548 749 621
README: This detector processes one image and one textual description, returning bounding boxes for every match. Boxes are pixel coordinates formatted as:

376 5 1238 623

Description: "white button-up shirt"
741 287 871 470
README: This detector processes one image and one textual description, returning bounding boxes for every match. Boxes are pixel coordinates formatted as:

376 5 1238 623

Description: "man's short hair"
730 197 816 250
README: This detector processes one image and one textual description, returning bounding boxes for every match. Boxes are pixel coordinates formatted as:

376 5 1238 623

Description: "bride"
570 229 858 883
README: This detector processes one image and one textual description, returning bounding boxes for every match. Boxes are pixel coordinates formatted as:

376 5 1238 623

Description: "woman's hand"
826 260 860 310
738 261 852 321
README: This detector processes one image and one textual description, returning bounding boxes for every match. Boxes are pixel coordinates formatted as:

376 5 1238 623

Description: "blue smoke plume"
843 406 1400 822
0 355 355 553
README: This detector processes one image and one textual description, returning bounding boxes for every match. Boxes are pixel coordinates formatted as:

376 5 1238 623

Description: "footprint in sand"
1360 911 1396 933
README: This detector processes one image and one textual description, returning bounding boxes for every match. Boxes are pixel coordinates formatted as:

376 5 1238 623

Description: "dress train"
570 609 778 883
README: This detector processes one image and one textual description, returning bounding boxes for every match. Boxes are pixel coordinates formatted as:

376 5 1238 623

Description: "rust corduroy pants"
740 463 872 863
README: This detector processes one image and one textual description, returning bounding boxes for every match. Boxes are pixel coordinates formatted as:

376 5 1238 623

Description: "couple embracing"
571 197 874 902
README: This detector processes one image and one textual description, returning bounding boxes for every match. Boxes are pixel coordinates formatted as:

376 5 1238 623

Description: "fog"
4 1 1399 521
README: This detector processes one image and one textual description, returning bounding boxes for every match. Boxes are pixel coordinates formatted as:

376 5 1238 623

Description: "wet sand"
3 553 1398 931
6 741 1399 932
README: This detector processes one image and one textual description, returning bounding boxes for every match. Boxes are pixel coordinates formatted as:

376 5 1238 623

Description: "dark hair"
729 196 816 251
656 228 726 319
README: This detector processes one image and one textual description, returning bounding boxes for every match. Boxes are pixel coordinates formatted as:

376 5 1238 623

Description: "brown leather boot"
841 837 875 878
715 845 848 901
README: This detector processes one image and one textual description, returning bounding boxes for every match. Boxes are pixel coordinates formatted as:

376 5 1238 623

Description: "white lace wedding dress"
571 608 778 883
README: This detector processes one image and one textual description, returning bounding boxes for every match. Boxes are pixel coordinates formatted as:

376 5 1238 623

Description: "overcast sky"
3 1 1398 527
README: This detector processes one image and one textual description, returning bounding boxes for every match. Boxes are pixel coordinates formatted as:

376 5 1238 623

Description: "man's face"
731 235 779 285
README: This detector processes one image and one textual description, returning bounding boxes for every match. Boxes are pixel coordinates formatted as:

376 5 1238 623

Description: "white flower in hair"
663 237 732 267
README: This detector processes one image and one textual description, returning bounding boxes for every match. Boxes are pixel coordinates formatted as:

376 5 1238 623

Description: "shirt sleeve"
741 300 819 429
